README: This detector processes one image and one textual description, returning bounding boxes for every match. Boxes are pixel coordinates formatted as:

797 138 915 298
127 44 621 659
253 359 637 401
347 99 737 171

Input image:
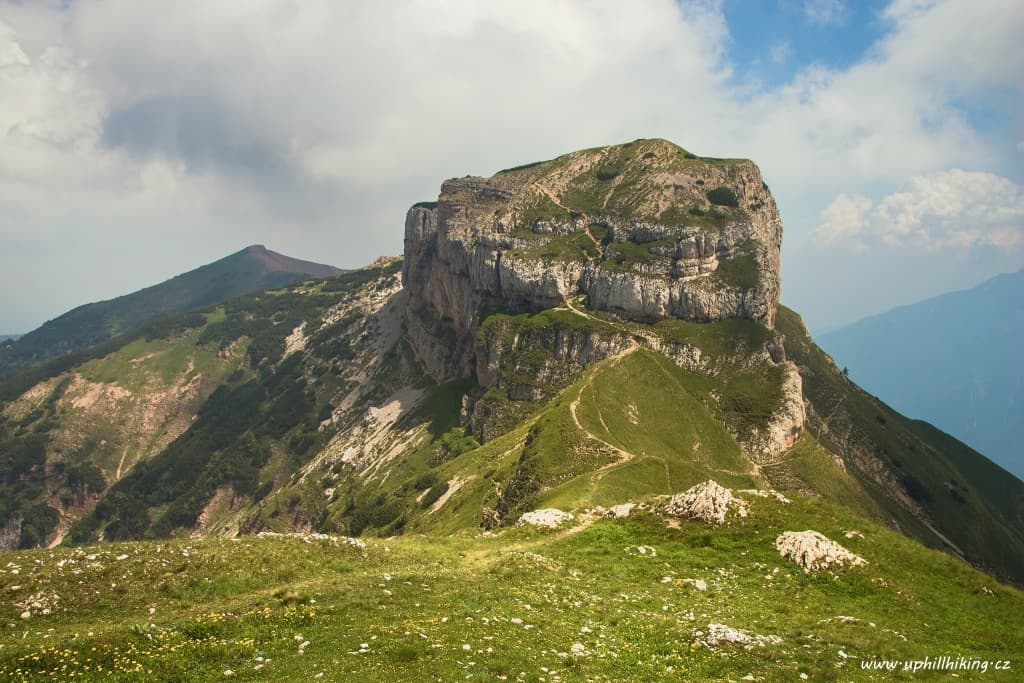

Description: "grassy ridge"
776 306 1024 583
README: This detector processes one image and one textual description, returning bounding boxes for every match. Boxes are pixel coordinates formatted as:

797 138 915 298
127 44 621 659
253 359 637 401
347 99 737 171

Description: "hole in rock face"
706 187 739 208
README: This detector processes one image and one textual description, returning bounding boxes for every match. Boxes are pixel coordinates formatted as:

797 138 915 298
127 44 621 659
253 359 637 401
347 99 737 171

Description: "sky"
0 0 1021 335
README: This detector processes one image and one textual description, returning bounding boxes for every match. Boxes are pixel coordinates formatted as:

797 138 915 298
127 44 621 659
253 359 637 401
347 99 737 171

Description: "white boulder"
775 530 867 572
666 480 749 525
518 509 575 528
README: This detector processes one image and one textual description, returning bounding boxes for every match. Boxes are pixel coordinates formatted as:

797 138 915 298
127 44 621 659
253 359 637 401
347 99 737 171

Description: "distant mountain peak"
0 246 344 379
235 244 342 278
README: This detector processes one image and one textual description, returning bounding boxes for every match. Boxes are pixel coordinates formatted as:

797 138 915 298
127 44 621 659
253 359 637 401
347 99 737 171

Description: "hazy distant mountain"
0 335 19 343
818 269 1024 479
0 245 342 380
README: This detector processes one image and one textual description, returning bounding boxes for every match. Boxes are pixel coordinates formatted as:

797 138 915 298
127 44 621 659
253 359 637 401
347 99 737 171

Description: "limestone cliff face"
403 139 782 382
401 139 800 450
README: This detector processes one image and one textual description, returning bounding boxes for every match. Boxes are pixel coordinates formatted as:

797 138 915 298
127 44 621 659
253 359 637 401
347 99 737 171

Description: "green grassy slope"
776 305 1024 583
761 432 886 516
0 316 244 549
69 262 404 544
1 494 1020 681
529 350 758 508
0 245 342 380
371 344 863 541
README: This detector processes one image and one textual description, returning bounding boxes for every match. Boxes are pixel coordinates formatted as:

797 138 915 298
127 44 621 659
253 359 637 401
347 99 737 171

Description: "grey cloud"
101 94 285 175
99 91 352 223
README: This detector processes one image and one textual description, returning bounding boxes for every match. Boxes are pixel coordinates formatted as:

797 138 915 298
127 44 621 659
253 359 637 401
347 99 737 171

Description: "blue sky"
723 0 890 87
0 0 1021 334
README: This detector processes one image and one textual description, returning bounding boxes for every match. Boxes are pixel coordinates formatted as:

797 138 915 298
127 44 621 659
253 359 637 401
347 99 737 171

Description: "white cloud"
803 0 849 26
0 0 1022 331
739 0 1024 190
0 0 736 272
814 193 873 246
815 170 1024 251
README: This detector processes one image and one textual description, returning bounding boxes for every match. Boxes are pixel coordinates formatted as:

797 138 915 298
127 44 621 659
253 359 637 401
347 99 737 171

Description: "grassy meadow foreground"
2 494 1020 682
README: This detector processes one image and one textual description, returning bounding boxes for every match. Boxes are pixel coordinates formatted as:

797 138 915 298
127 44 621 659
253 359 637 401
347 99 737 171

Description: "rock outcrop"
695 623 782 649
401 139 804 449
403 138 783 382
775 530 867 572
666 480 749 525
517 509 575 528
747 361 807 461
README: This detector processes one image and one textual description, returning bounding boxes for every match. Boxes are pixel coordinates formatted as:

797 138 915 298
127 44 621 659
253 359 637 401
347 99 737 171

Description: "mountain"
818 270 1024 479
0 245 342 381
0 137 1016 581
0 335 20 342
1 138 1021 679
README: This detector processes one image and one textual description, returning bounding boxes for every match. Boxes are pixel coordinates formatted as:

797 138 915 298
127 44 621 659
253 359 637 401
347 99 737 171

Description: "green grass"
657 204 730 231
2 493 1021 681
80 332 225 391
600 239 674 273
651 316 776 360
715 253 760 290
571 351 754 481
409 349 765 532
764 433 887 516
464 309 789 501
776 306 1024 584
476 308 618 349
508 232 601 262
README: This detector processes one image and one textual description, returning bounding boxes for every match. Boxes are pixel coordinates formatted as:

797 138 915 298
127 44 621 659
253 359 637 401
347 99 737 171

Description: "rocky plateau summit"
404 138 782 380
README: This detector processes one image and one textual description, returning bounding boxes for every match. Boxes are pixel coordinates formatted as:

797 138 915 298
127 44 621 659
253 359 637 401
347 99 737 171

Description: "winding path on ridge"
559 299 760 484
566 350 640 481
559 302 683 490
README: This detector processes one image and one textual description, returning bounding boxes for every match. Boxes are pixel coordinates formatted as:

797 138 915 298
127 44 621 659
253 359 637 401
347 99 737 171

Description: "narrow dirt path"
532 182 570 212
464 516 599 567
922 520 966 557
115 447 129 480
566 350 641 478
562 298 661 348
562 298 606 324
